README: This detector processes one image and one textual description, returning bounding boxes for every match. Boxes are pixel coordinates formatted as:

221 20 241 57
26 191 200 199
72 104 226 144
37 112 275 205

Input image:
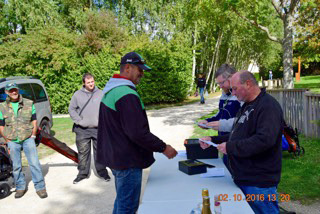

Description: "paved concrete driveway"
0 97 220 214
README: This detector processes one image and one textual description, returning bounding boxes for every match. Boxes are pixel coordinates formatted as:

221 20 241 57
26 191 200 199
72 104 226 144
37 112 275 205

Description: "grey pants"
74 126 107 177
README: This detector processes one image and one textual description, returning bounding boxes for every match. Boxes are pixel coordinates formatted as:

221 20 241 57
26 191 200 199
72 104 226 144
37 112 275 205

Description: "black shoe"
101 174 111 182
97 169 111 182
73 176 88 184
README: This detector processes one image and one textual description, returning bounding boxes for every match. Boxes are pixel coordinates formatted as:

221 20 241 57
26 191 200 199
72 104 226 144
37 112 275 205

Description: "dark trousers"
74 126 107 177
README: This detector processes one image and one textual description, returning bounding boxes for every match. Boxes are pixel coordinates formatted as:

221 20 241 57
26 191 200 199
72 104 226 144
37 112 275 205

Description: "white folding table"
138 153 254 214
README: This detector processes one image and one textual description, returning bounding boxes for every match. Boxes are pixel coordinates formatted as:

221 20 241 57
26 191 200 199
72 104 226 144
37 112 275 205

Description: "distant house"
247 61 259 73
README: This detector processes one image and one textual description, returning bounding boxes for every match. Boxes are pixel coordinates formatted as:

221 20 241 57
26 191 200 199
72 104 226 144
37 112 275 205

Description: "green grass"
294 75 320 93
191 110 320 205
278 136 320 204
189 109 219 138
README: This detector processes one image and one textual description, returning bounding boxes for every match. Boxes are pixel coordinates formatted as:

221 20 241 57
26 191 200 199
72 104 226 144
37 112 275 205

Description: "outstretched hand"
163 145 178 159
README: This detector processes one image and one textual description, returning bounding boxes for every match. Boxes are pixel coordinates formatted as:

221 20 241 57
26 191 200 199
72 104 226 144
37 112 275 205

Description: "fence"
267 89 320 138
259 78 283 89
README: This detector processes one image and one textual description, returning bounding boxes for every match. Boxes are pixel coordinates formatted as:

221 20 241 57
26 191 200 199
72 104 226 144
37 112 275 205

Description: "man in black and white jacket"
200 71 284 214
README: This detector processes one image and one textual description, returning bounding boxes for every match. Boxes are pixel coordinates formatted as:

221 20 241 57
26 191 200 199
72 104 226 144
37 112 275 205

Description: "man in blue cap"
97 52 177 213
0 83 47 199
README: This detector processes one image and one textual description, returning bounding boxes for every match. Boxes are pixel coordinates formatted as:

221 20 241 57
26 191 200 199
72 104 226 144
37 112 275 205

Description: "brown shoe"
15 189 26 199
36 189 48 199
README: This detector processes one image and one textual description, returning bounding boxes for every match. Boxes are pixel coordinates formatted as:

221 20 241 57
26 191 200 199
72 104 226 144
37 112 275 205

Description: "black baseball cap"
120 52 152 71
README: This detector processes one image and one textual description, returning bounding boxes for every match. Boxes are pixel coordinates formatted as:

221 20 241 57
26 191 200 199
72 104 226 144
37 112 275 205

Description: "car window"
0 87 6 102
31 83 48 102
17 83 35 101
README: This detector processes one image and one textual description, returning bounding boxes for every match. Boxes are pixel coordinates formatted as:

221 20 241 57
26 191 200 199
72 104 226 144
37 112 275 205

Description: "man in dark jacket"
196 74 206 104
97 52 177 214
200 71 284 214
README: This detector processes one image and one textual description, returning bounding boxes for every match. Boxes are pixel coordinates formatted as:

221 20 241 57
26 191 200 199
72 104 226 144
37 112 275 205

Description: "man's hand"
207 121 219 130
163 145 178 159
198 120 209 129
198 120 208 124
199 136 211 149
217 142 227 154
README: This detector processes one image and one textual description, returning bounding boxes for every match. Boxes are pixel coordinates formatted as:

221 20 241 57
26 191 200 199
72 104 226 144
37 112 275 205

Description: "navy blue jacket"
206 91 241 135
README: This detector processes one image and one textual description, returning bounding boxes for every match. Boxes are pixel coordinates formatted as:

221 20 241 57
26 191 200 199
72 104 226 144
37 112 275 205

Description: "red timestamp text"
218 193 291 202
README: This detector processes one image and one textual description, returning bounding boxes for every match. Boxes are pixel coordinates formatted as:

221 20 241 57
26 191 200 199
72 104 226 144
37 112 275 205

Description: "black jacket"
212 89 284 187
197 78 206 88
97 77 166 170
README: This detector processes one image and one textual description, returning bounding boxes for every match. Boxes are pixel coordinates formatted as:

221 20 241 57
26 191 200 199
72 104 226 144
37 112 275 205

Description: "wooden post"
296 56 301 82
303 91 308 136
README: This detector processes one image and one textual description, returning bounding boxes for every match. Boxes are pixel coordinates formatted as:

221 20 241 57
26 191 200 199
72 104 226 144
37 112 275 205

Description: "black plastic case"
184 139 218 159
178 160 207 175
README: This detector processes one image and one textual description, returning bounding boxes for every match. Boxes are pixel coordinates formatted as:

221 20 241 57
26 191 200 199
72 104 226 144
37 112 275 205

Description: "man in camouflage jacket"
0 83 47 199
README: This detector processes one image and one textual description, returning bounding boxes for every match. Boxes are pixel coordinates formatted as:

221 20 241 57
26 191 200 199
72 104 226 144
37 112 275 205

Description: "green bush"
0 27 82 113
0 25 194 113
132 36 193 104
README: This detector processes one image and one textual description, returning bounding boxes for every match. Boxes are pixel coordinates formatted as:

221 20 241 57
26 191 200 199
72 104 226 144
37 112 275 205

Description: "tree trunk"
206 34 219 85
210 32 223 92
226 47 231 63
282 14 294 89
189 25 197 93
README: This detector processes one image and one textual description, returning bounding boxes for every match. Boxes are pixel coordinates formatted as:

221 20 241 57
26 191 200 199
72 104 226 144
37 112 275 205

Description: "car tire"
40 119 51 135
0 183 11 199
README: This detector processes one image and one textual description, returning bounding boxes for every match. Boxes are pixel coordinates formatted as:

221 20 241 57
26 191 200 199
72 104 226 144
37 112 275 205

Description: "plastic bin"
184 139 218 159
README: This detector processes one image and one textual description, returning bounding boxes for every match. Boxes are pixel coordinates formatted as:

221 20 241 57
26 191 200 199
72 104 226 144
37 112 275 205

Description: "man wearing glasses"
0 83 47 199
97 52 177 214
198 64 241 165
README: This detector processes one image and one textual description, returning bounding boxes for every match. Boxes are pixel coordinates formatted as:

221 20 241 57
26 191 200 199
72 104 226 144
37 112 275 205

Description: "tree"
0 0 62 36
294 0 320 67
225 0 299 89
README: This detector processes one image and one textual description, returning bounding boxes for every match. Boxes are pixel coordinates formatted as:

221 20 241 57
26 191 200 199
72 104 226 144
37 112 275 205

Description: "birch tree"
225 0 299 88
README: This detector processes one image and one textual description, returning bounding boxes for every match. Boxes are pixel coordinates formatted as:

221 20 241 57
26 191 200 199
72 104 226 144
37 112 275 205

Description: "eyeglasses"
215 78 228 86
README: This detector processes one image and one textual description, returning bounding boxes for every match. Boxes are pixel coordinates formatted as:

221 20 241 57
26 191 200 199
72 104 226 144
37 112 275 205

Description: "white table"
138 152 254 214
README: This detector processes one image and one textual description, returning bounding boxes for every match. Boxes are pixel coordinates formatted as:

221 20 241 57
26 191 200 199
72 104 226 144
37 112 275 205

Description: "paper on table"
177 150 187 158
200 168 225 177
199 139 218 147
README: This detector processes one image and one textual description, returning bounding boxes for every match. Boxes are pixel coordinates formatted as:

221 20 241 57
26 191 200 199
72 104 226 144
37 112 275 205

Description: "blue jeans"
111 168 142 214
239 185 279 214
8 138 45 191
199 87 205 103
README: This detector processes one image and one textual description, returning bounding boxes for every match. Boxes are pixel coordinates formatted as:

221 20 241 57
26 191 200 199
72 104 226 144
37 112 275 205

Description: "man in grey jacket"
69 73 110 184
